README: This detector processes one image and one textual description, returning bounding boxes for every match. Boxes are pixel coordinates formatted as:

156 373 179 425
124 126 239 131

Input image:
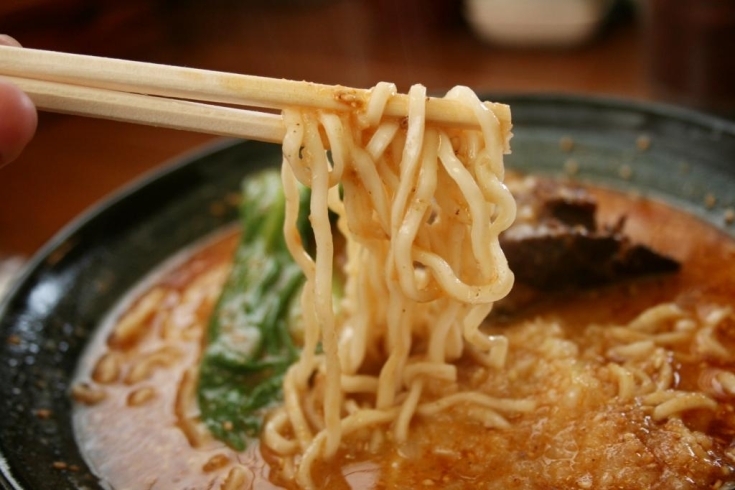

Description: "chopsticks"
4 75 287 143
0 45 510 144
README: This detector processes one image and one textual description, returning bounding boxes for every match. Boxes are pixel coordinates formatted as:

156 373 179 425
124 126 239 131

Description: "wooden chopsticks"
4 75 287 143
0 46 510 144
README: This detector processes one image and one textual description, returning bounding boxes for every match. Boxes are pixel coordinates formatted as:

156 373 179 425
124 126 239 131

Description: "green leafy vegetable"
197 169 310 451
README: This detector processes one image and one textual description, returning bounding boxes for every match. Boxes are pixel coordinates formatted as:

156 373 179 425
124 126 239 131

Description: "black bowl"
1 95 734 489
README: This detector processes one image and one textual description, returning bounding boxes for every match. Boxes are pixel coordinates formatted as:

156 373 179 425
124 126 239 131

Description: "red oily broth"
72 184 735 490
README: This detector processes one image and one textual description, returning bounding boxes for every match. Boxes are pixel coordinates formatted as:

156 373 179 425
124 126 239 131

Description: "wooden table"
0 0 649 257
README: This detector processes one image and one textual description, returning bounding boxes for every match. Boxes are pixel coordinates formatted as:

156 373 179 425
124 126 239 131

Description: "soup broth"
73 185 735 490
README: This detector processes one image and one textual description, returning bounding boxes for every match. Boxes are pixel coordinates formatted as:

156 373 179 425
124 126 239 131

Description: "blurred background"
1 0 734 291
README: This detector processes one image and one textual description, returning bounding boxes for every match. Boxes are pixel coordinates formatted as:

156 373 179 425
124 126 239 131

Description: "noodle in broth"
271 84 520 487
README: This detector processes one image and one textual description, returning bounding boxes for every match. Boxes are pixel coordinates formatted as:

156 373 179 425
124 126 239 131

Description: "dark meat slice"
500 176 680 292
501 225 680 291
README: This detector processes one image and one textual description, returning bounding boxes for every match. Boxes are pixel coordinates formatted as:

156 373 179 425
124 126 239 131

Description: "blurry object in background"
644 0 735 117
464 0 615 47
0 0 170 58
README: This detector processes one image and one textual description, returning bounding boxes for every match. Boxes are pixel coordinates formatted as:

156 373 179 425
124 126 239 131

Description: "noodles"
270 83 519 487
582 302 735 422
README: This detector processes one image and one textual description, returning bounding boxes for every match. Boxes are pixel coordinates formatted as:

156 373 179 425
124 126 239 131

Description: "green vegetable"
197 169 310 451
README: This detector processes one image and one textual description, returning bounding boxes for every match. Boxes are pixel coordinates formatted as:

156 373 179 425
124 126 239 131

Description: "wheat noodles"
263 83 521 488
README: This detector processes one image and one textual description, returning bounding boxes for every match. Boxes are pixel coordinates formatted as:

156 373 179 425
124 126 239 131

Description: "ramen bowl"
0 95 734 489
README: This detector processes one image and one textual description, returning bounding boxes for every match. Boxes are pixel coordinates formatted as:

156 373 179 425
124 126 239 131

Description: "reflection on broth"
73 183 735 490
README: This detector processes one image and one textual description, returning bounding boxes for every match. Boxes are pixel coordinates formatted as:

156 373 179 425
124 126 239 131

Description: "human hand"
0 35 37 168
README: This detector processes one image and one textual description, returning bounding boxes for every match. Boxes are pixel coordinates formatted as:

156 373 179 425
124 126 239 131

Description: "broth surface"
73 185 735 489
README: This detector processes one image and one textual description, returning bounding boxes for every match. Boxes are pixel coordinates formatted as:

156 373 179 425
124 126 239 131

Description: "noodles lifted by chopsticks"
265 83 522 488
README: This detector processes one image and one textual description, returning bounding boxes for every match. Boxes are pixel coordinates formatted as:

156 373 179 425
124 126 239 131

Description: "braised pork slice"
496 177 680 312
